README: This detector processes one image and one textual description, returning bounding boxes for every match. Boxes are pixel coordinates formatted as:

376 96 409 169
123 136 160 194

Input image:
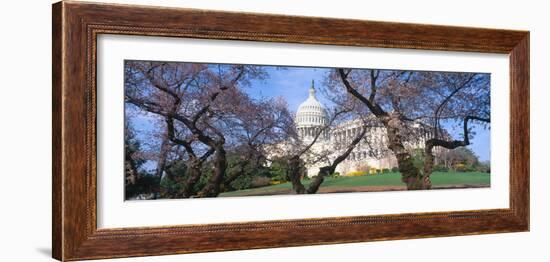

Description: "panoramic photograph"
124 60 491 200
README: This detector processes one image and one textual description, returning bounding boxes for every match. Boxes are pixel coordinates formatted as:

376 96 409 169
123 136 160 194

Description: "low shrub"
433 165 449 172
252 176 271 188
368 167 380 175
454 163 468 172
269 180 284 185
229 175 253 190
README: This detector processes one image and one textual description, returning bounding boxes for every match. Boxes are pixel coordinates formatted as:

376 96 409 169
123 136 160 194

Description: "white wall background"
0 0 547 261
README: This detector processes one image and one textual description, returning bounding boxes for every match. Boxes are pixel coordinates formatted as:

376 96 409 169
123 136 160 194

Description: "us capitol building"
278 81 429 177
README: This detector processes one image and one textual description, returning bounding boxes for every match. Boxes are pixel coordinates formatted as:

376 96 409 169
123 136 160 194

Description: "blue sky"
244 66 331 110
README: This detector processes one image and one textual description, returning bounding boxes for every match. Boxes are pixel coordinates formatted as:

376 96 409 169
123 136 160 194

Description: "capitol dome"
295 81 328 141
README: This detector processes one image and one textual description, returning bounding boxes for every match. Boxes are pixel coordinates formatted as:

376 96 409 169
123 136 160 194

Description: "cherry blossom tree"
125 61 296 197
332 69 490 189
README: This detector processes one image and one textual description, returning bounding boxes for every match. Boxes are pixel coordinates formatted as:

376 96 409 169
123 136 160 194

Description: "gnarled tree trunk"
179 160 202 198
155 133 171 177
287 156 306 194
307 125 368 194
383 114 431 190
198 146 227 197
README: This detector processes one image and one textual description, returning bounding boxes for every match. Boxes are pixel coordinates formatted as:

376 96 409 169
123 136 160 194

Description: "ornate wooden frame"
52 1 530 261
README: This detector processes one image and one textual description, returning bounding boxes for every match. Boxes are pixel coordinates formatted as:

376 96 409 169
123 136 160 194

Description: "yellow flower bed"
345 171 365 177
345 168 387 177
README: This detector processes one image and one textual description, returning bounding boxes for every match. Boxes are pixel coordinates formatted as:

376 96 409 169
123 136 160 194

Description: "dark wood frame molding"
52 1 530 261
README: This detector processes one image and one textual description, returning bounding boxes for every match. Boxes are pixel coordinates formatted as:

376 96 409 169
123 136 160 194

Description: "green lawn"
220 172 490 197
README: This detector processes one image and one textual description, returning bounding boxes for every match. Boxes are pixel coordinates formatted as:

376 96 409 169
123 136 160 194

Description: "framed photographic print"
52 1 529 261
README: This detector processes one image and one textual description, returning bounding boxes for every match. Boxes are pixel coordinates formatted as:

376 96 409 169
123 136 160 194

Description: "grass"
220 171 490 197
